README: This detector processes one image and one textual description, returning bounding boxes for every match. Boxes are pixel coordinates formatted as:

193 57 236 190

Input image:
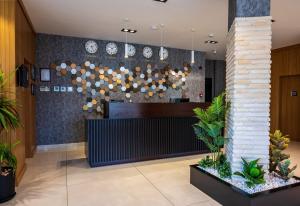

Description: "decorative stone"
225 16 272 173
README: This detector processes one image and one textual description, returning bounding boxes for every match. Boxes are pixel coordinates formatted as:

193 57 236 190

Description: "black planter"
190 165 300 206
0 167 16 203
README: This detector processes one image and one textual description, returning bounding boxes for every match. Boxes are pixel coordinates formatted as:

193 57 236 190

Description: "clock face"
106 42 118 55
85 40 98 54
159 48 168 60
128 44 136 57
143 47 153 59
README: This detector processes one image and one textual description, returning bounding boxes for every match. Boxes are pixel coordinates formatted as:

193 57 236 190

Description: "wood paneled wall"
0 0 36 184
271 44 300 132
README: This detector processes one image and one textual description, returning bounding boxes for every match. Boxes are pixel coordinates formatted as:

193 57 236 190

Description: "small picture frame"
53 86 60 92
60 86 66 92
40 68 51 82
67 86 73 92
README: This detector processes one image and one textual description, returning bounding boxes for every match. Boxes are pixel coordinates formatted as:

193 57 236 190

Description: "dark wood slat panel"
86 117 208 167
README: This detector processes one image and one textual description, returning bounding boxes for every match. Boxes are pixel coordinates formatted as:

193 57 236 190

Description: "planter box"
0 168 16 203
190 165 300 206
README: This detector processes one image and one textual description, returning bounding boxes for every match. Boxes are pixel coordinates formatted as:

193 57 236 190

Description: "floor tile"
3 184 67 206
67 172 172 206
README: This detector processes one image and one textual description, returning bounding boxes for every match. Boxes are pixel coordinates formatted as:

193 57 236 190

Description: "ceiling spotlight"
121 28 137 33
271 19 276 23
205 40 218 44
212 50 217 54
208 33 214 38
154 0 168 3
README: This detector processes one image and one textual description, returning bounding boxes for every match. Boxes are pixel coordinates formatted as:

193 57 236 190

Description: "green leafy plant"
234 158 265 188
0 70 21 175
198 155 214 168
276 160 297 181
216 153 232 178
269 130 290 173
0 141 20 175
193 93 228 166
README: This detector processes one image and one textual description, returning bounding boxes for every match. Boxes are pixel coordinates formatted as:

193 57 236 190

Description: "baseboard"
37 142 85 152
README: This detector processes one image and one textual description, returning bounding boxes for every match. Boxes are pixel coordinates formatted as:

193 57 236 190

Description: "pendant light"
125 32 128 59
191 29 195 64
124 18 129 59
160 24 165 61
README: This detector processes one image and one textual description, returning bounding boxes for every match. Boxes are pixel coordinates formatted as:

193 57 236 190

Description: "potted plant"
0 70 21 203
190 93 300 206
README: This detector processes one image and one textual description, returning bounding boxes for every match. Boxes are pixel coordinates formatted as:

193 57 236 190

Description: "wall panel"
0 0 36 184
270 44 300 132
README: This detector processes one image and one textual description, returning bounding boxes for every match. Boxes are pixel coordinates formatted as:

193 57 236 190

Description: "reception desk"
86 102 209 167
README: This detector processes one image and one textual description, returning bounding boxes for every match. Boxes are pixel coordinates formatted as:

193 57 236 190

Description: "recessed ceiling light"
212 50 217 54
121 28 137 33
205 40 218 44
271 19 276 23
153 0 168 3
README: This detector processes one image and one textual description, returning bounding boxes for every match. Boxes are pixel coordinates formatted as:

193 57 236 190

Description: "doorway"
279 75 300 141
205 78 212 102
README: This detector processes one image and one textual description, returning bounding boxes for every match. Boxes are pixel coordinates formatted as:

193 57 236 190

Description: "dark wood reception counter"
86 102 209 167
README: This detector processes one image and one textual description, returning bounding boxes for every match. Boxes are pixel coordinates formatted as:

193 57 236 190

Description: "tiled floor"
3 142 300 206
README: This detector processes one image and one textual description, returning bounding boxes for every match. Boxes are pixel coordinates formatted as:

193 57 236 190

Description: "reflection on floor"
3 142 300 206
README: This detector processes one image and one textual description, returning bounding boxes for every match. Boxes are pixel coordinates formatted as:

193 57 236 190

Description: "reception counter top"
86 102 210 167
104 102 210 119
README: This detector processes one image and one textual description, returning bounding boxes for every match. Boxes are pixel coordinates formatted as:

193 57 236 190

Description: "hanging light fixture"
125 32 128 59
191 29 195 64
124 18 129 59
160 24 165 61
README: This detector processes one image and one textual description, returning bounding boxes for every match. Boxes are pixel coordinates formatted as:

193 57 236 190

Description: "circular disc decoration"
84 61 91 67
71 68 77 74
120 66 125 72
133 83 138 88
83 105 88 111
125 93 131 99
90 64 95 69
61 63 67 69
71 63 76 69
76 77 82 82
85 71 91 77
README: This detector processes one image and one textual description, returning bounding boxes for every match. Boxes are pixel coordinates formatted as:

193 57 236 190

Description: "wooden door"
280 75 300 141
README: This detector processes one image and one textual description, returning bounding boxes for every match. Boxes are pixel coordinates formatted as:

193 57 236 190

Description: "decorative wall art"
50 61 192 113
40 68 51 82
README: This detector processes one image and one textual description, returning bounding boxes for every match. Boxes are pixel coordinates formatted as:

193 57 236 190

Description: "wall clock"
128 44 136 57
85 40 98 54
106 42 118 55
159 48 168 60
143 47 153 59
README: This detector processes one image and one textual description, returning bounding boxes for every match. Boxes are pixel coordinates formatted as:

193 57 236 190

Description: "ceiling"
23 0 300 60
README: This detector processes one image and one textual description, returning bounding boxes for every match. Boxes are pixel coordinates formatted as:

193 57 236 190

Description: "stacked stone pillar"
226 0 272 173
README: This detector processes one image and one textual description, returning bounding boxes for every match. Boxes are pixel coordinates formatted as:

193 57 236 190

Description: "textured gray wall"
228 0 270 29
35 33 206 145
205 60 226 98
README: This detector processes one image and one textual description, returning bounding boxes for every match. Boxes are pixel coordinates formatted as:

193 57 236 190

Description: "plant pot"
190 165 300 206
0 167 16 203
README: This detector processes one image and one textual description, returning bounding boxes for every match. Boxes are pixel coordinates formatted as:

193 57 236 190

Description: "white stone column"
225 16 272 173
